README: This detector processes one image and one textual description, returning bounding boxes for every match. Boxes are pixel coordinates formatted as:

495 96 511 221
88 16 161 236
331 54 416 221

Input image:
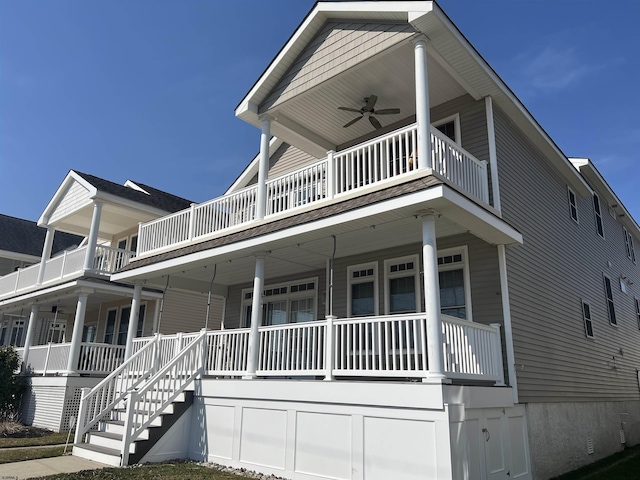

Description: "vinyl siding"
246 143 319 186
49 181 91 223
495 105 640 403
21 384 66 431
160 290 223 333
262 21 415 111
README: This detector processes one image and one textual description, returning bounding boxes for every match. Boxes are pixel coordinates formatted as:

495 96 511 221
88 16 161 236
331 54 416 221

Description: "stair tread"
75 443 121 457
90 431 122 441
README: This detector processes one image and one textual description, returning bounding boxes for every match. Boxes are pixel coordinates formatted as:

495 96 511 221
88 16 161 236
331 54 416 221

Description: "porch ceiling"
262 41 468 156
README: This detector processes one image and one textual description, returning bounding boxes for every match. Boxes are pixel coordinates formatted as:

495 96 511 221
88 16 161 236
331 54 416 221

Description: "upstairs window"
593 193 604 238
384 255 421 314
567 187 578 223
242 279 317 327
623 227 636 263
603 275 617 325
582 300 594 338
348 263 378 317
433 114 461 144
438 247 472 320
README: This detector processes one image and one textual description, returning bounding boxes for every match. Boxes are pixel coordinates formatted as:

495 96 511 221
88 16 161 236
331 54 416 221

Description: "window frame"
635 297 640 330
103 303 147 345
581 300 594 339
593 193 604 238
432 113 461 144
623 227 636 263
383 255 421 315
567 186 579 223
603 275 617 326
437 246 473 321
347 262 379 318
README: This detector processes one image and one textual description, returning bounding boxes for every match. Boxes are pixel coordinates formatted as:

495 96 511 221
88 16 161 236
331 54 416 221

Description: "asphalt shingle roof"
74 171 193 213
0 214 84 257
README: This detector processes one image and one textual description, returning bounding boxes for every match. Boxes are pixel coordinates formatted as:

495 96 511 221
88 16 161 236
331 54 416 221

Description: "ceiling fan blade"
364 95 378 111
374 108 401 115
343 116 363 128
369 116 382 130
338 107 362 113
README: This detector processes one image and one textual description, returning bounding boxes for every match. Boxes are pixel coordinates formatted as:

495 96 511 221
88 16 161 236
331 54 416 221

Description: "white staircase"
73 330 206 466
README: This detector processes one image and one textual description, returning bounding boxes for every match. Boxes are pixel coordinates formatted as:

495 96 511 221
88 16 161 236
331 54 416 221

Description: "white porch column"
21 304 39 372
422 213 445 380
36 226 55 285
124 284 143 360
83 201 103 271
245 253 266 378
498 244 518 403
67 292 89 374
413 35 431 170
256 115 271 220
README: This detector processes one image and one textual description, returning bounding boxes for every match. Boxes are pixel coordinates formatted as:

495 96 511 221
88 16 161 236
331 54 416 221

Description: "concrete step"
73 443 121 467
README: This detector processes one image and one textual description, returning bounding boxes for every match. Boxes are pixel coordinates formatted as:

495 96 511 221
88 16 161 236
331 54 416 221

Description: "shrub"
0 346 25 421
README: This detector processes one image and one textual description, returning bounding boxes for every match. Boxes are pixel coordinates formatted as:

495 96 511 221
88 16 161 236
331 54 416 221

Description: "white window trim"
347 262 379 318
383 254 421 315
581 299 594 339
567 186 578 224
241 277 319 327
437 246 473 321
432 113 461 144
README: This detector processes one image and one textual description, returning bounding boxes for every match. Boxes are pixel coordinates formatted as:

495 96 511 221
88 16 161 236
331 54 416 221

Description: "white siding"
49 181 92 223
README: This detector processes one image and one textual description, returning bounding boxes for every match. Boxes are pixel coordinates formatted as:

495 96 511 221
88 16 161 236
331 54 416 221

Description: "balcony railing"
137 123 489 256
17 343 126 375
0 245 134 300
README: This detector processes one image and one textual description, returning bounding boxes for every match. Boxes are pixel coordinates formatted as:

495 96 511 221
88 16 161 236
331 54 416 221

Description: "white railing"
442 315 504 382
204 328 250 375
77 343 126 374
0 245 134 299
17 343 71 374
17 342 126 375
136 123 490 256
257 322 326 376
122 330 207 466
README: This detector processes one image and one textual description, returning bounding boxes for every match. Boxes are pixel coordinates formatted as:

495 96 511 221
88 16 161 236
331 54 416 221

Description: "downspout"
155 275 170 334
205 264 217 331
329 235 336 317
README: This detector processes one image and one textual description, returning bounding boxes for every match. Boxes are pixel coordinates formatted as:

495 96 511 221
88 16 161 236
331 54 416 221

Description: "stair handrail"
74 334 161 445
121 329 207 466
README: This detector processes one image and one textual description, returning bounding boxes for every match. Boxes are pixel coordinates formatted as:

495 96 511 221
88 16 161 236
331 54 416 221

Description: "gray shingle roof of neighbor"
73 171 194 213
0 214 84 257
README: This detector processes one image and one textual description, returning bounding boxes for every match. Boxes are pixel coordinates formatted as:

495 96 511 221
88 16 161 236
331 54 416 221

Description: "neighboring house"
37 2 637 480
0 170 224 433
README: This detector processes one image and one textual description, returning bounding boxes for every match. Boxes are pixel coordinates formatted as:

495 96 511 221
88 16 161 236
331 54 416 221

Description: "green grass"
0 446 67 464
36 462 255 479
0 432 69 448
553 444 640 479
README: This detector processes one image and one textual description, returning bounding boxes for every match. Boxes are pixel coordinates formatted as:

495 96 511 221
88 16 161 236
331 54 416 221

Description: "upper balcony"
0 245 134 301
136 122 489 257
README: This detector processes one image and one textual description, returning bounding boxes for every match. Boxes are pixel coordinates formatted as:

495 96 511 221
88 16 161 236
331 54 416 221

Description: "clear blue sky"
1 0 638 223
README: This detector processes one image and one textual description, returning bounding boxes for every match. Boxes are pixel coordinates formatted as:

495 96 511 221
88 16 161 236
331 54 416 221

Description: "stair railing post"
43 343 52 376
324 315 336 381
121 390 137 467
74 387 91 445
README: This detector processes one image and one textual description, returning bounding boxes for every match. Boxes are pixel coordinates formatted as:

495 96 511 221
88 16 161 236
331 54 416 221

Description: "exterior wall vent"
587 437 594 455
620 429 626 444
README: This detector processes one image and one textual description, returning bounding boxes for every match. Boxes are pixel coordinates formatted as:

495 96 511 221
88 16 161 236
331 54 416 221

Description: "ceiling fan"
338 95 400 130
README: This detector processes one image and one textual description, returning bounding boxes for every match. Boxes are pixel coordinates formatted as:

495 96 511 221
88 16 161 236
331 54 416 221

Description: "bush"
0 346 25 420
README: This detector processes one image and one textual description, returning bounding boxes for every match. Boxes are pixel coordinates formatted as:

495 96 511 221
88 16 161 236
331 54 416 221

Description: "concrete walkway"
0 455 109 479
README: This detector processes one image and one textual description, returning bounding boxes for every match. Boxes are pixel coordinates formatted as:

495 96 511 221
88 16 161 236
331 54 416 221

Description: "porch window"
603 275 617 325
384 255 420 314
438 247 472 320
433 114 461 144
46 322 66 343
568 187 578 223
0 324 6 346
593 193 604 238
582 300 594 338
104 309 117 344
348 263 378 317
242 279 317 327
623 227 636 263
10 320 25 347
82 325 97 343
105 305 146 345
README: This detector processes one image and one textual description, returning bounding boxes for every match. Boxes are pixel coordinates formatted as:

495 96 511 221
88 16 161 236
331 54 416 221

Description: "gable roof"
74 172 193 214
0 214 83 258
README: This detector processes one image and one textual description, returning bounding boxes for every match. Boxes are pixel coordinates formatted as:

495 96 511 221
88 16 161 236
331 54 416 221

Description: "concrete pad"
0 455 109 479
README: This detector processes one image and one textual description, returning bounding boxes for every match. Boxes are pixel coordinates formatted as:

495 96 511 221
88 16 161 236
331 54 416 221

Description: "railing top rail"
431 127 487 168
441 314 499 332
139 207 192 229
334 313 428 325
206 327 250 336
334 123 418 158
94 245 134 254
258 321 327 332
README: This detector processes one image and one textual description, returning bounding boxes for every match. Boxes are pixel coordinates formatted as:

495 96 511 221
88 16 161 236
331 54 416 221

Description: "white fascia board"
225 137 284 194
124 180 151 195
0 250 40 263
93 191 175 218
38 171 98 226
423 5 591 197
569 157 640 235
113 184 521 282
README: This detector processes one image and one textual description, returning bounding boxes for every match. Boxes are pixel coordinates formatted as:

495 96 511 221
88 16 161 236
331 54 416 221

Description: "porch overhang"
112 179 522 289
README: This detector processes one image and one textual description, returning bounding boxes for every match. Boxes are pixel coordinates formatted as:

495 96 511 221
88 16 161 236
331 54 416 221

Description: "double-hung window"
603 275 617 325
568 187 578 223
384 256 420 314
593 194 604 238
438 247 472 320
348 263 378 317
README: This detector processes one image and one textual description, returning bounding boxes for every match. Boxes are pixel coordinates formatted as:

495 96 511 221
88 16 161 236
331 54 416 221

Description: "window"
10 320 26 347
46 322 66 343
104 305 146 345
438 247 472 320
603 276 617 325
82 325 97 343
348 263 378 317
635 298 640 330
384 255 421 314
104 309 117 344
130 235 139 256
568 187 578 223
593 194 604 237
242 279 317 327
582 301 594 338
623 227 636 263
433 114 461 144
